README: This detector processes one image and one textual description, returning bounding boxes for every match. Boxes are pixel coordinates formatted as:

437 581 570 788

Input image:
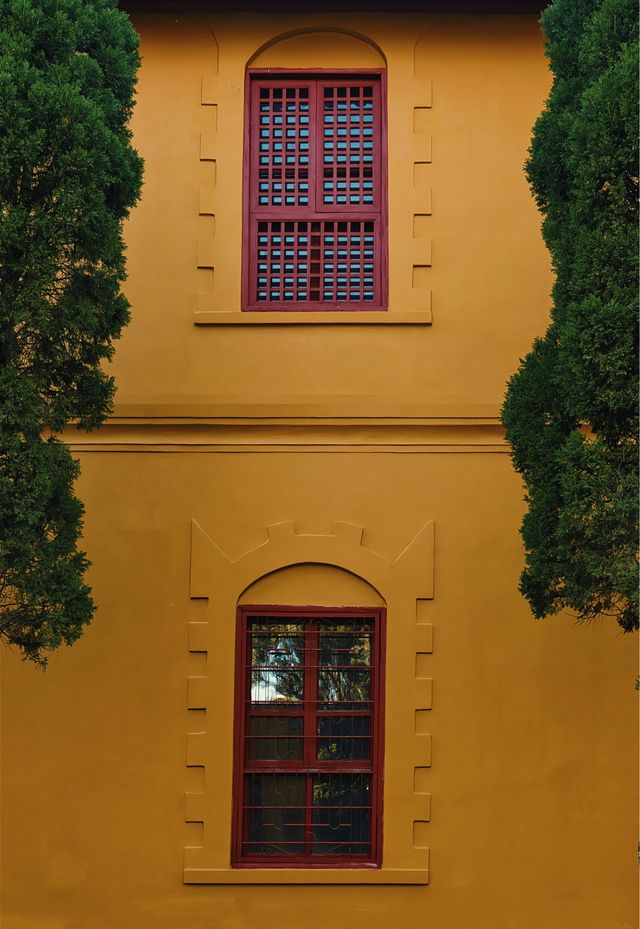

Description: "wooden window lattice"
244 72 387 310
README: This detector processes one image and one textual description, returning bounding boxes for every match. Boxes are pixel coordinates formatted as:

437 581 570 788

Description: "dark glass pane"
317 715 371 761
318 668 370 709
245 773 306 856
317 618 374 635
248 716 303 761
319 631 372 667
312 774 372 856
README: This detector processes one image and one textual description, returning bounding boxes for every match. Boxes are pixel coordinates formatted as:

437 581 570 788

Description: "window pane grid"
246 73 385 310
255 219 377 305
320 83 377 208
256 84 313 208
234 610 383 866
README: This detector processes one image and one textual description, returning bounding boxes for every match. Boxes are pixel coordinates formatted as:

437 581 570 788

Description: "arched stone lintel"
247 27 387 69
236 560 386 605
190 519 434 602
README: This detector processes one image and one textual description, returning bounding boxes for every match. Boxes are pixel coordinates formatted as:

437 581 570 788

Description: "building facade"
2 4 637 928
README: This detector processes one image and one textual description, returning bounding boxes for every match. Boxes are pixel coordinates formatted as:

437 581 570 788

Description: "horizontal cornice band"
64 425 507 452
62 399 510 451
109 396 504 420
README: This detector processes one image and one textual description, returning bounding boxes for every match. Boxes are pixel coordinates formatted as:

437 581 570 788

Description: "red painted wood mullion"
313 80 322 214
304 622 319 855
369 621 379 858
305 621 319 765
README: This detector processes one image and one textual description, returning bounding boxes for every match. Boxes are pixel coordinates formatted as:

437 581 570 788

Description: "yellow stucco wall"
1 11 637 929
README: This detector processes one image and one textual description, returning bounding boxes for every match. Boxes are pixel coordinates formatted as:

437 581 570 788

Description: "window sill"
194 310 432 325
183 867 429 884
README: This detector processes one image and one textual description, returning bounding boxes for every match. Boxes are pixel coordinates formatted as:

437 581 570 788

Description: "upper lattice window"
243 71 387 310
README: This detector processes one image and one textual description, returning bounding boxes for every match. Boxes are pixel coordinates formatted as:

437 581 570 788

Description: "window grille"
233 607 385 867
244 72 387 310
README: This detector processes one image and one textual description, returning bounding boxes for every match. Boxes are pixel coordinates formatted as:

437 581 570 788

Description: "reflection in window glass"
237 611 383 865
318 668 370 708
249 621 304 704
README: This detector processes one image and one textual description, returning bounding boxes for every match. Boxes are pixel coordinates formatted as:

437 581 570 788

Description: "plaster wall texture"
1 11 637 929
111 11 554 403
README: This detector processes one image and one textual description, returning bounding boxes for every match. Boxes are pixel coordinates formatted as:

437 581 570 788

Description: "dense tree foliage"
0 0 142 664
502 0 638 632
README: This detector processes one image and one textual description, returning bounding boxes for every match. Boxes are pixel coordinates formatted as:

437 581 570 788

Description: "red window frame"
232 605 386 868
242 69 388 311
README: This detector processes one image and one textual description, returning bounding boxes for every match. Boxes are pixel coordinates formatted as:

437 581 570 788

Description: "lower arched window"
232 605 385 867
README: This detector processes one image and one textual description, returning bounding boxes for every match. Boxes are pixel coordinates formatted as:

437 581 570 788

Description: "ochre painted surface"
2 454 638 926
1 11 637 929
109 12 554 400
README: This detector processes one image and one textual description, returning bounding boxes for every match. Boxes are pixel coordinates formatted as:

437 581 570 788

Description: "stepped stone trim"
184 518 435 883
196 39 219 311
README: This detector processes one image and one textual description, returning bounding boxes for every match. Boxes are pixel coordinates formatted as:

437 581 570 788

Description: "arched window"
242 68 387 310
232 604 386 867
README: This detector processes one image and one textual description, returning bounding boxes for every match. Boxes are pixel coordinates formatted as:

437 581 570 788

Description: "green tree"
0 0 142 665
502 0 638 632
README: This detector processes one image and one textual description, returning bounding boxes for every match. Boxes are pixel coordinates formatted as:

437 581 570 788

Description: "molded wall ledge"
63 398 507 452
193 309 432 325
183 867 429 884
